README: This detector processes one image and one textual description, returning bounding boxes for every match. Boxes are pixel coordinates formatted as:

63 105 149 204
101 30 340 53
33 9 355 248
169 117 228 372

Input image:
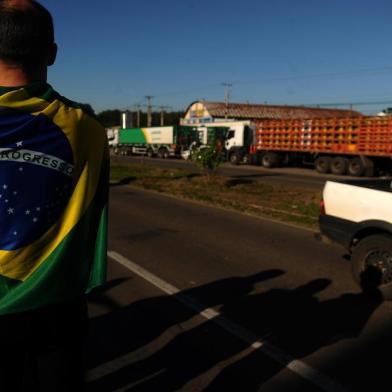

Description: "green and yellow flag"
0 82 108 314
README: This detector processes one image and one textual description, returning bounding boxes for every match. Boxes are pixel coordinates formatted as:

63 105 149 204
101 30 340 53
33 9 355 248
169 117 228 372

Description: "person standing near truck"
0 0 108 390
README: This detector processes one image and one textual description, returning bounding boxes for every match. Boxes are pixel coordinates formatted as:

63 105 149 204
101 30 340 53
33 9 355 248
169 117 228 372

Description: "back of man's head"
0 0 55 70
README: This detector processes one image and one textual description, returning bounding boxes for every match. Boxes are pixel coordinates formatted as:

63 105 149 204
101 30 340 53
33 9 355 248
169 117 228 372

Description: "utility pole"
159 106 171 126
222 82 232 119
145 95 153 127
134 104 142 127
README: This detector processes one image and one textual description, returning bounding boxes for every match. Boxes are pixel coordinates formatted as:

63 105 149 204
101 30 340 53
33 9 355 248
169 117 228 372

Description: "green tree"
97 110 122 127
191 145 223 179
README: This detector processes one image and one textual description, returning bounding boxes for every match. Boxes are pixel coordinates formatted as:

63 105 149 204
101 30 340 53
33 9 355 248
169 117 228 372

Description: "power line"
136 65 392 100
308 99 392 108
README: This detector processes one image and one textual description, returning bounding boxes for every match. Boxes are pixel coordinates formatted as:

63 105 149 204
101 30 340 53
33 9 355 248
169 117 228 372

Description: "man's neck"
0 61 46 87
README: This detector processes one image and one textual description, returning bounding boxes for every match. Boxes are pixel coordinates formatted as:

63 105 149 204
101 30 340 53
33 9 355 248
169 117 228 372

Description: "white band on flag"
0 149 74 177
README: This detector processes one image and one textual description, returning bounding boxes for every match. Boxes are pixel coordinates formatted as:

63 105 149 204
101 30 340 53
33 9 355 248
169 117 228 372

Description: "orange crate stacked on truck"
255 117 392 156
358 117 392 156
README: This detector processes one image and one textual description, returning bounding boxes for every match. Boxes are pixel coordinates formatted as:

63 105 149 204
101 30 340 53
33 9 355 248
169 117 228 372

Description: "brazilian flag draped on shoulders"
0 81 108 315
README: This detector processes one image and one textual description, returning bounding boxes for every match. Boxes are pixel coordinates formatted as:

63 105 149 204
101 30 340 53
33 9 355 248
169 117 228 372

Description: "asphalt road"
86 185 392 391
112 155 383 191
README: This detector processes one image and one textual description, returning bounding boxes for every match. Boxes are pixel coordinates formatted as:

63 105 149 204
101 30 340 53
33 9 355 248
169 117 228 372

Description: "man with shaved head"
0 0 57 84
0 1 108 391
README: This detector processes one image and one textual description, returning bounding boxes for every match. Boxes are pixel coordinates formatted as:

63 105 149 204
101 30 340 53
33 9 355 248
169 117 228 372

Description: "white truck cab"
106 127 119 149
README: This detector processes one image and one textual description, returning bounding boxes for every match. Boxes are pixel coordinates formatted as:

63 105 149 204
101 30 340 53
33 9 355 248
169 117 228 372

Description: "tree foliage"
96 109 185 128
191 145 223 178
97 110 122 127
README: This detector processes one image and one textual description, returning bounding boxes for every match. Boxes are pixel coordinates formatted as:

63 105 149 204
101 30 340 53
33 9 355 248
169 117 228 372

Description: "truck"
180 121 255 163
106 127 120 149
227 116 392 177
111 126 198 158
181 123 232 159
319 179 392 299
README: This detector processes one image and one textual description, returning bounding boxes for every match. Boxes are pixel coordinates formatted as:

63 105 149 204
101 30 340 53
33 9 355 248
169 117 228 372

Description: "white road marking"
93 250 347 392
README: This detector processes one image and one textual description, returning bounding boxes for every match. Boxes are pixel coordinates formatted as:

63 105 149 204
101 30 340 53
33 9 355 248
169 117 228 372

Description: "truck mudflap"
318 214 358 250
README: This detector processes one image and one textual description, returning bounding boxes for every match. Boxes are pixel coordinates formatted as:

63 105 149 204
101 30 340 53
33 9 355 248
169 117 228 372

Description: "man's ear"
48 43 57 66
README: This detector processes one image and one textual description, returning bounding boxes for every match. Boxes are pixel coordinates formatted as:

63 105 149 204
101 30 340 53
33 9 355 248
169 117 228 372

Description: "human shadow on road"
87 278 130 311
86 267 383 391
204 267 385 392
86 269 284 377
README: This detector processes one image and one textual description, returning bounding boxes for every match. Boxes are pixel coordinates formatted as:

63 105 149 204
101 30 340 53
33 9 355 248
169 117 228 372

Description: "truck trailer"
111 126 198 158
252 116 392 177
227 116 392 177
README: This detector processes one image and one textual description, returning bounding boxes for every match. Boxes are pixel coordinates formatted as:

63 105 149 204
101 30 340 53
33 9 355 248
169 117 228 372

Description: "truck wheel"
229 152 241 165
146 148 154 158
262 153 280 168
242 154 251 164
157 149 168 159
330 156 348 175
363 157 374 177
352 234 392 299
348 158 365 177
315 156 331 173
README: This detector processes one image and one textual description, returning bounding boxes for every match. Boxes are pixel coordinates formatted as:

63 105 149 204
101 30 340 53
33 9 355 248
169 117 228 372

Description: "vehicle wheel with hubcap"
330 156 348 175
315 156 331 174
262 152 280 168
348 157 365 177
352 234 392 299
158 149 169 159
229 152 241 165
146 148 154 158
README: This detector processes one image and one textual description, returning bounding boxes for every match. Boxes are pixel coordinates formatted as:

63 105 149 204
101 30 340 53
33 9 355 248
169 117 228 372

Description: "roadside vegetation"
110 157 321 229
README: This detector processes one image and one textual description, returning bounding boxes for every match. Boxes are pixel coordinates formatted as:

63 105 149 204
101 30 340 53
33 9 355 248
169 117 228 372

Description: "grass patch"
110 159 321 229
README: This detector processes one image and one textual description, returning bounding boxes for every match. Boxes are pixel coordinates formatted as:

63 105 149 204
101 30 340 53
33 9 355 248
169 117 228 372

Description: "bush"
191 146 223 176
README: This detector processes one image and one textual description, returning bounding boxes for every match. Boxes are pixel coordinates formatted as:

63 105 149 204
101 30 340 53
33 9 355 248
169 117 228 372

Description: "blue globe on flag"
0 111 74 251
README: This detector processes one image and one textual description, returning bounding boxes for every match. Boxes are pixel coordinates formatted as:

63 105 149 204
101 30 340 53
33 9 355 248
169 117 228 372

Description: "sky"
40 0 392 115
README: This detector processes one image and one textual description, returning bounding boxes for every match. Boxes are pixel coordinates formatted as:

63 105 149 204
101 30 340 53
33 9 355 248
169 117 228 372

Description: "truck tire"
229 152 241 165
158 148 169 159
315 156 331 173
348 157 365 177
330 156 348 175
262 153 280 168
352 234 392 299
363 156 375 177
146 148 154 158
